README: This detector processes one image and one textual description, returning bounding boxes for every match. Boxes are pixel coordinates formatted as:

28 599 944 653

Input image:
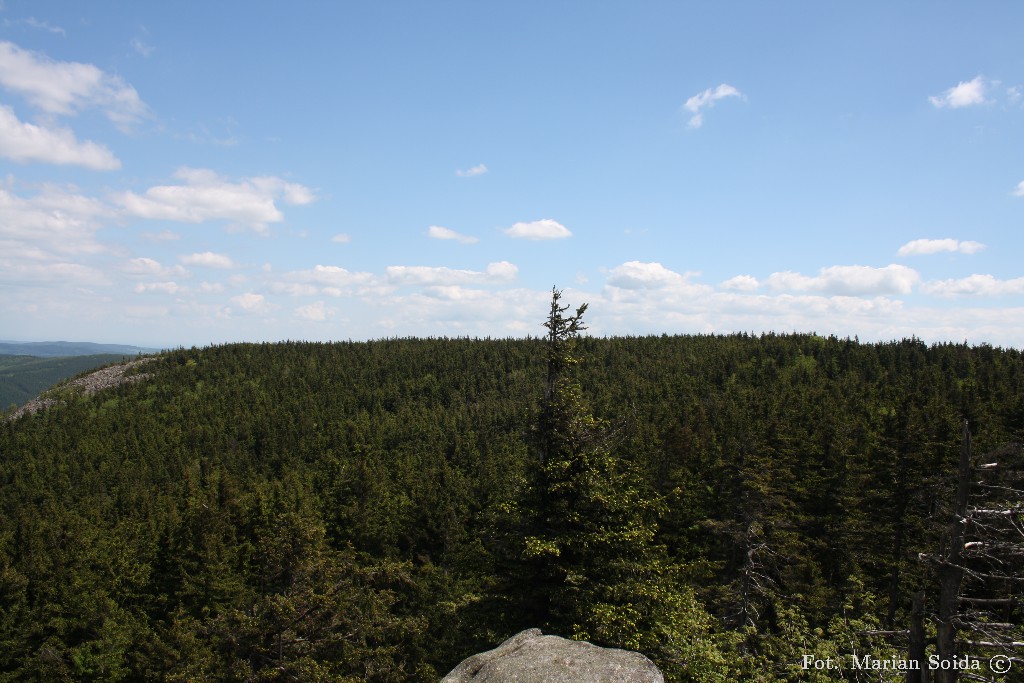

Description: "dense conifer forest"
2 303 1022 680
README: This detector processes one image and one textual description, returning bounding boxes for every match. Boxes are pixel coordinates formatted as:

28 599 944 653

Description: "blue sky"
1 2 1023 348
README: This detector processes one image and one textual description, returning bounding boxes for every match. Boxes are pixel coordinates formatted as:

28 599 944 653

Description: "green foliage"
0 331 1021 677
501 289 733 680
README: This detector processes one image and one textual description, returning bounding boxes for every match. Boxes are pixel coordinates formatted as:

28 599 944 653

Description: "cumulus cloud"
117 168 314 232
923 274 1024 297
420 286 495 301
304 265 375 288
607 261 696 289
142 230 181 241
124 257 164 275
231 293 265 311
181 251 235 269
387 261 517 286
270 282 319 297
766 265 920 296
929 76 988 108
123 257 187 278
683 83 743 128
0 105 121 169
366 286 549 336
134 281 179 294
331 233 351 244
897 238 985 256
456 163 488 177
721 274 760 291
428 225 478 244
275 265 377 297
0 41 148 127
504 219 571 240
0 184 111 261
1014 181 1024 197
295 300 328 321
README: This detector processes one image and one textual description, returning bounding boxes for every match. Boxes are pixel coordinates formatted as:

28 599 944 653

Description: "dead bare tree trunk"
934 420 972 683
907 590 930 683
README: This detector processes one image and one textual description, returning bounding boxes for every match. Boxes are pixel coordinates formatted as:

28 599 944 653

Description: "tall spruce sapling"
510 288 732 681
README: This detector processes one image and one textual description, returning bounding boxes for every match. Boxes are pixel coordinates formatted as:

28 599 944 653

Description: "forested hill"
1 334 1022 681
0 354 137 409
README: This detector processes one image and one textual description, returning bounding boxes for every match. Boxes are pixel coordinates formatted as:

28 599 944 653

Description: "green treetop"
511 288 733 681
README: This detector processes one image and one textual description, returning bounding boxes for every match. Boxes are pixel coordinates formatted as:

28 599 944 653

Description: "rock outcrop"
9 357 155 420
441 628 664 683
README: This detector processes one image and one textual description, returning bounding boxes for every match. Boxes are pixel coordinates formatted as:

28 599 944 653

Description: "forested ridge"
1 330 1022 681
0 354 135 410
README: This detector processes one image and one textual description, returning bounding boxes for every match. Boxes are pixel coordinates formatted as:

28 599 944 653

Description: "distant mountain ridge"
0 341 162 409
0 341 161 357
0 354 141 409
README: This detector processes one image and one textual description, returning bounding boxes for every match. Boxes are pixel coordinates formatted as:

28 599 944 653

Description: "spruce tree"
512 288 732 681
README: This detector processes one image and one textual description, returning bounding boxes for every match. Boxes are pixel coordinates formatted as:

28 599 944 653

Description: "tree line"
1 297 1022 680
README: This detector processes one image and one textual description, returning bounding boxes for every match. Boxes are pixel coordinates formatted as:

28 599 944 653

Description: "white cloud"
270 282 319 297
231 292 265 311
1009 86 1022 104
897 238 986 256
295 300 328 321
607 261 695 290
305 264 375 287
456 163 488 177
21 18 66 36
721 274 760 291
683 83 743 128
929 76 988 108
0 41 147 127
0 261 109 287
134 281 180 294
387 261 517 286
122 304 171 319
923 274 1024 297
0 184 111 261
123 257 187 278
580 282 927 341
1014 181 1024 197
484 261 518 280
428 225 478 244
367 286 549 336
275 265 378 297
766 265 920 296
0 105 121 169
130 38 154 57
265 177 314 206
117 168 314 232
181 251 235 269
504 218 571 240
331 233 351 244
420 286 495 301
142 230 181 241
125 257 164 274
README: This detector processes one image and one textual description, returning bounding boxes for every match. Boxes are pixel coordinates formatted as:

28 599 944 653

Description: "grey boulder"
441 628 664 682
